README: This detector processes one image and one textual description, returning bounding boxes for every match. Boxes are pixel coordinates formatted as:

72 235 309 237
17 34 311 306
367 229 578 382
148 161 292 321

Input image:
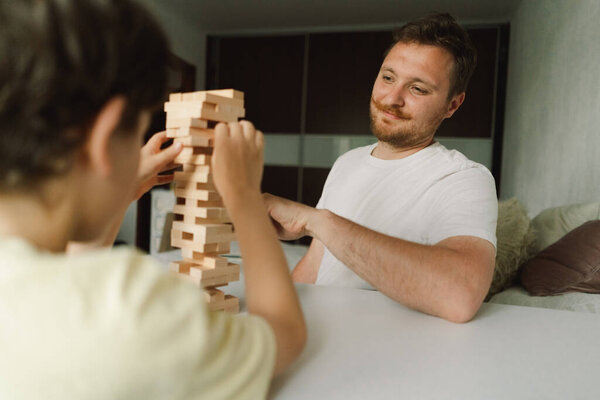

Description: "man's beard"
369 98 442 149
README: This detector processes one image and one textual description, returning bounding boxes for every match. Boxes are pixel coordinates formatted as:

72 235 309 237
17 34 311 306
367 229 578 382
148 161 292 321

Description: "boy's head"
0 0 170 193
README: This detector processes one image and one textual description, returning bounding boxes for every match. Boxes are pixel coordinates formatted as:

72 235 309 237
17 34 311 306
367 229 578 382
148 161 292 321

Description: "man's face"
370 41 462 149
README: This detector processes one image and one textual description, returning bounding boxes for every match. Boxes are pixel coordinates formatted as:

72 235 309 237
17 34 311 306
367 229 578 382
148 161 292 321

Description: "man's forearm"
307 209 493 322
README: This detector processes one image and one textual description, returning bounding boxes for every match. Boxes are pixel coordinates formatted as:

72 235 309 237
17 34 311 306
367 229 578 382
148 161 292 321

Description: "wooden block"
175 175 215 189
179 263 240 288
172 221 233 237
171 236 231 253
169 93 183 102
173 204 230 225
172 203 227 219
171 224 235 246
166 117 208 129
176 153 211 166
164 101 245 122
189 262 239 279
182 163 213 172
186 272 239 289
175 153 212 166
174 169 211 185
175 196 224 208
180 92 244 109
168 127 214 140
171 240 230 254
208 295 239 312
174 188 220 202
203 288 225 303
181 248 228 268
206 89 244 101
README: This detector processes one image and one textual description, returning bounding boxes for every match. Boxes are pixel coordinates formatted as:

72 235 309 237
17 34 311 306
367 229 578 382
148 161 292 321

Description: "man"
264 13 497 323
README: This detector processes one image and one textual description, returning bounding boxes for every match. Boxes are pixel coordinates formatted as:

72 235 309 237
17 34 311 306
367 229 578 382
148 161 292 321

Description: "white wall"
117 1 207 246
501 0 600 216
139 0 207 89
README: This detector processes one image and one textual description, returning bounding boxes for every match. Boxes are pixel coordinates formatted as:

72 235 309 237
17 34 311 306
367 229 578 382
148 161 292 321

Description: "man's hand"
134 130 182 200
211 121 263 203
263 193 319 241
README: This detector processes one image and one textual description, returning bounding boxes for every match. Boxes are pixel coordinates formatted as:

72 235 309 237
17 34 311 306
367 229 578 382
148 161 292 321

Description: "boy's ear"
83 96 127 177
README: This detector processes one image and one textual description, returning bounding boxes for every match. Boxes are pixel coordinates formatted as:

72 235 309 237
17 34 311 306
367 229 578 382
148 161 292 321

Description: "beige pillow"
488 198 536 297
530 202 600 254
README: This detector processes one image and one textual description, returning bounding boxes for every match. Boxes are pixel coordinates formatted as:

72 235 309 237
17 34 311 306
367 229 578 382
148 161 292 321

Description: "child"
0 0 306 398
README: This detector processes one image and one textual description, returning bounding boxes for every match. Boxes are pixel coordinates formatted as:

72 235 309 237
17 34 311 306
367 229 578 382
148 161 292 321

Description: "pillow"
530 202 600 254
520 220 600 296
488 198 536 297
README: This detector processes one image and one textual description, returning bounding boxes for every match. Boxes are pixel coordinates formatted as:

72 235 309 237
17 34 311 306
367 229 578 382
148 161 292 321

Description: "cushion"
520 220 600 296
488 198 536 297
488 286 600 314
530 202 600 254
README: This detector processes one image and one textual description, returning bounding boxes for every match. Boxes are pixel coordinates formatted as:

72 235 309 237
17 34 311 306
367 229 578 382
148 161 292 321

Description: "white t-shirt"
0 237 275 400
315 142 498 289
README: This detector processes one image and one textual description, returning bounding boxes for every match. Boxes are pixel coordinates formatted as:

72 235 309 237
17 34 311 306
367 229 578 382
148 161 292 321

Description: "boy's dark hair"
387 13 477 98
0 0 170 191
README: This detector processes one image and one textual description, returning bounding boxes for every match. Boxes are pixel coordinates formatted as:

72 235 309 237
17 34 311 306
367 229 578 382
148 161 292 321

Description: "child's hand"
134 131 182 200
211 121 264 202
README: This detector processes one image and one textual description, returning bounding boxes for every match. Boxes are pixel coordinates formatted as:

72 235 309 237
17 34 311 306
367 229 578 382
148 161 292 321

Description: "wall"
501 0 600 216
117 0 207 246
139 0 207 89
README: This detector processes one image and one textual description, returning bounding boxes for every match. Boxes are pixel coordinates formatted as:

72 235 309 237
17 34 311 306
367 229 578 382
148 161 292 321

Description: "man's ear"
83 96 127 177
444 92 465 119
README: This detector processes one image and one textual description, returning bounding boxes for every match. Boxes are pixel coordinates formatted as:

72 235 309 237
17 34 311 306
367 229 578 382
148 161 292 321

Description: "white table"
154 251 600 399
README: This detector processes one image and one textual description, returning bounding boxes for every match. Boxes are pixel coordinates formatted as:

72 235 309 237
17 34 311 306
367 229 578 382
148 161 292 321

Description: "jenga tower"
165 89 245 313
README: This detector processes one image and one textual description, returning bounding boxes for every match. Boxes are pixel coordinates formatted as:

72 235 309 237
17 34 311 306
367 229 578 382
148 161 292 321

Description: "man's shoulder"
332 143 376 166
428 142 493 179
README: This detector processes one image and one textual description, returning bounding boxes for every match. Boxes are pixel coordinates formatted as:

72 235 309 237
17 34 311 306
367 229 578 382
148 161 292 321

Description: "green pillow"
488 198 536 297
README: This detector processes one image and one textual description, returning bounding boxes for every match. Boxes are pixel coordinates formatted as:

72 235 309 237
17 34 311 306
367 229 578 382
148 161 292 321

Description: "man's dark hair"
0 0 170 191
387 12 477 98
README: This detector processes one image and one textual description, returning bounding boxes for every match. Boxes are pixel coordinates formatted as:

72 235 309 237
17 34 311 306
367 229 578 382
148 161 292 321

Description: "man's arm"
291 238 324 284
264 194 495 323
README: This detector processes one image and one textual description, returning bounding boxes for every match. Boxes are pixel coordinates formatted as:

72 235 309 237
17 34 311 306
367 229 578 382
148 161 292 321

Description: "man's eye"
412 86 427 94
382 75 393 82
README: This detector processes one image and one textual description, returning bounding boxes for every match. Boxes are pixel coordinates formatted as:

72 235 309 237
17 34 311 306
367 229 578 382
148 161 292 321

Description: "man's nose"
381 85 406 107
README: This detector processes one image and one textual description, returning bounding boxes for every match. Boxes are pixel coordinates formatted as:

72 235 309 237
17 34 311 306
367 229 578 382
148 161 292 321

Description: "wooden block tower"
165 89 245 313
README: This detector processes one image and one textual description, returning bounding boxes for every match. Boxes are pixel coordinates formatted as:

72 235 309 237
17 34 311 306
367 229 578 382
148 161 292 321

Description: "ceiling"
164 0 522 33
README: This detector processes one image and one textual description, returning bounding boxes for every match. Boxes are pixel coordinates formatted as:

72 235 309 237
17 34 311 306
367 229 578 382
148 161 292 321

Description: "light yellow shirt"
0 236 275 399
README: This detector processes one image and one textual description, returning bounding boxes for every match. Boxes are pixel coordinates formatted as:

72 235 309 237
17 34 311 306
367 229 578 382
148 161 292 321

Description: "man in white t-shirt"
264 13 498 323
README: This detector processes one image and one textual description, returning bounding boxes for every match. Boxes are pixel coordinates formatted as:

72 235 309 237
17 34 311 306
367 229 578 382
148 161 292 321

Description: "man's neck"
371 137 435 160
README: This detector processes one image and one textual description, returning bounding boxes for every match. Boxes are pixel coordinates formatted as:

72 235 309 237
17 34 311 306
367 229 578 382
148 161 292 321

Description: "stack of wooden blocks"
166 89 245 313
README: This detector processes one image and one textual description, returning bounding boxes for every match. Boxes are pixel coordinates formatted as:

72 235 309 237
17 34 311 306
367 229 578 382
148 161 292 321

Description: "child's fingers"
228 121 243 141
239 120 256 141
144 130 168 150
152 141 182 170
156 174 174 185
255 129 264 149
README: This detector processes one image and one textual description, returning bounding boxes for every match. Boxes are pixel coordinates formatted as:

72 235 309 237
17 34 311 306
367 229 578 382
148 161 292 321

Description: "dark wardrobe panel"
437 28 498 138
305 31 393 135
207 35 304 133
302 167 331 207
261 166 299 201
